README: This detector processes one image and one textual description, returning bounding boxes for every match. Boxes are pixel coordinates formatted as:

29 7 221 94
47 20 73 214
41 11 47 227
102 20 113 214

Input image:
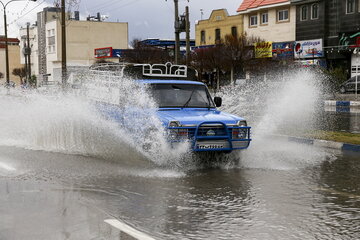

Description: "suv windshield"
151 84 215 108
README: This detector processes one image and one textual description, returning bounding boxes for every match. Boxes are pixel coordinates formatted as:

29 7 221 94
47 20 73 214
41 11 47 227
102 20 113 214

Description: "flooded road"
1 70 359 239
1 141 359 240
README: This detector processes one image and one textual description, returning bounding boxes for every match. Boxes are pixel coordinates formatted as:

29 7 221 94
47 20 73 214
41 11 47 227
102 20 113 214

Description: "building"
20 7 128 83
291 0 360 75
195 9 244 46
140 38 195 53
237 0 296 43
0 36 24 85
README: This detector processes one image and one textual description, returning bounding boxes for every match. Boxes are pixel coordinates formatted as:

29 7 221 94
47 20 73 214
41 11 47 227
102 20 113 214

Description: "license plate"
196 144 224 149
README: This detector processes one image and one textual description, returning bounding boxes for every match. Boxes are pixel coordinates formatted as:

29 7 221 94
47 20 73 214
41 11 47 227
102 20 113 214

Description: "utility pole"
24 41 28 84
185 6 190 66
174 0 180 64
61 0 67 88
166 0 189 64
26 22 31 84
3 6 9 84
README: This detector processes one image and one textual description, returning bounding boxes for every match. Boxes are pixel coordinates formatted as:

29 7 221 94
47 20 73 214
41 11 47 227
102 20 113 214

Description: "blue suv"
98 63 251 153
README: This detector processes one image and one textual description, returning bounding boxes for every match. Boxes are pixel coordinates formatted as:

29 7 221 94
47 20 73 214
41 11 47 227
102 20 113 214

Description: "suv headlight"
168 121 180 128
169 128 189 141
232 128 247 139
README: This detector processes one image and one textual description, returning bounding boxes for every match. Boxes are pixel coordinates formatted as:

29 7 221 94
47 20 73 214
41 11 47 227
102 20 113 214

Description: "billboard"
255 42 273 58
94 47 113 58
272 42 294 58
294 39 323 59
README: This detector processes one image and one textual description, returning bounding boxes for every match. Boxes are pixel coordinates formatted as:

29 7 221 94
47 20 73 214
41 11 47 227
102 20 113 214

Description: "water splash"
218 69 331 170
0 78 190 167
0 68 331 171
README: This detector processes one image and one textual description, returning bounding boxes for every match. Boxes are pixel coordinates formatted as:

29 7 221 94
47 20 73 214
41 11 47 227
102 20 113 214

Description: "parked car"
340 76 360 93
98 63 252 153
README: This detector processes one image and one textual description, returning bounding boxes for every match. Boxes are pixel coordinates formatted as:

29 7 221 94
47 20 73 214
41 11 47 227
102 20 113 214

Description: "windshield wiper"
182 89 196 108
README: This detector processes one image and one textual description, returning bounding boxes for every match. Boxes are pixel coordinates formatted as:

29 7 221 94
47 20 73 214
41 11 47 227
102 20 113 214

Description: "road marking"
104 219 156 240
0 162 16 171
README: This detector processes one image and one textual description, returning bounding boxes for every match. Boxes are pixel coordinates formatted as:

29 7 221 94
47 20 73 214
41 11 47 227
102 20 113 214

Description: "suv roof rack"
135 62 188 78
124 62 197 81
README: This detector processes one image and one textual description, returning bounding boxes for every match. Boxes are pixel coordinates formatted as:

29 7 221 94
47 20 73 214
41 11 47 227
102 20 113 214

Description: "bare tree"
12 67 27 85
222 33 263 84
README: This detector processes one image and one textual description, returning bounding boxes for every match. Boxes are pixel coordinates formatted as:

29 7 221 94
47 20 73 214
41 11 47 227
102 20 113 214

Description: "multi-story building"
237 0 296 42
0 36 24 85
291 0 360 76
195 9 244 46
20 7 128 83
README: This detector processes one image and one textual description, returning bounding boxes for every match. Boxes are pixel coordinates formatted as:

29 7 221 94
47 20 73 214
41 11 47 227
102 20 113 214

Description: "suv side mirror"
214 97 222 107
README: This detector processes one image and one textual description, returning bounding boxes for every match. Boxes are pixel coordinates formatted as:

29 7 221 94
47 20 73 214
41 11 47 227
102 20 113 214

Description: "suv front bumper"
168 121 251 152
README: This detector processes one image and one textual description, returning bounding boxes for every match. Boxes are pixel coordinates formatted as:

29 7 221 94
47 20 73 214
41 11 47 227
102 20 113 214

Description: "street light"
0 0 36 86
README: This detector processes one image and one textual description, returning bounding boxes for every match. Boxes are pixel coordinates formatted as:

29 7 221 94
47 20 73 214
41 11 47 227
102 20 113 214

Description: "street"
1 139 359 239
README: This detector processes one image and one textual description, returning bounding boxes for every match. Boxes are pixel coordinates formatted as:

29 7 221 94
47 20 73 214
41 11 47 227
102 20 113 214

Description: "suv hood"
157 109 244 126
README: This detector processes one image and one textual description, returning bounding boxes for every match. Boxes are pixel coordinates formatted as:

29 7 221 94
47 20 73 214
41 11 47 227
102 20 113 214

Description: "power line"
8 0 46 25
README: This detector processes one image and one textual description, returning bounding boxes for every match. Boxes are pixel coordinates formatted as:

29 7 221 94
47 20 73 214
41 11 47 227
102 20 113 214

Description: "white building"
20 7 128 83
237 0 296 42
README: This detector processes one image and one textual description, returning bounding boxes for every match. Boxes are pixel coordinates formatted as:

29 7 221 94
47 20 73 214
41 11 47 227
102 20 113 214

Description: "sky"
1 0 243 41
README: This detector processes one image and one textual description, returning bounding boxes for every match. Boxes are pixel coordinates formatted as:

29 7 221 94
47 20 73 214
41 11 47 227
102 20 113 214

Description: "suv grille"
197 125 227 137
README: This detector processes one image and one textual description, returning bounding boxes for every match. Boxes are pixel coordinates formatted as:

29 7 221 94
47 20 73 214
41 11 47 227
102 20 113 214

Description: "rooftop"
237 0 289 12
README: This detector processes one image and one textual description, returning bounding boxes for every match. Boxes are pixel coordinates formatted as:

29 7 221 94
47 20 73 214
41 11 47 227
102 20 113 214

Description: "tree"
222 33 263 84
12 67 27 85
191 33 263 89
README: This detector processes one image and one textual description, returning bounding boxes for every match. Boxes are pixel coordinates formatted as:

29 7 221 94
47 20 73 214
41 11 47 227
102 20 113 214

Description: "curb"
274 135 360 152
324 100 360 107
324 106 360 113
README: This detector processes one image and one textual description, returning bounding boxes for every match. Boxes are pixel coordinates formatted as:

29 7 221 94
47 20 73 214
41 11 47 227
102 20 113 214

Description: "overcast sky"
1 0 243 41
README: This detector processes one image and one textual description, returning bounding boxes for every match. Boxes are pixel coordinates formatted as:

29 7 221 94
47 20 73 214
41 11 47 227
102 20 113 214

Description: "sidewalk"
324 93 360 107
273 135 360 152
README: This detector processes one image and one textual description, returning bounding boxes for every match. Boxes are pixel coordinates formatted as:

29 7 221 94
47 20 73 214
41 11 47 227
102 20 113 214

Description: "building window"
201 30 206 44
347 0 355 13
216 15 222 21
301 6 308 21
48 36 55 46
277 9 289 22
311 4 319 19
215 28 221 42
250 15 258 26
231 26 238 37
261 12 268 24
